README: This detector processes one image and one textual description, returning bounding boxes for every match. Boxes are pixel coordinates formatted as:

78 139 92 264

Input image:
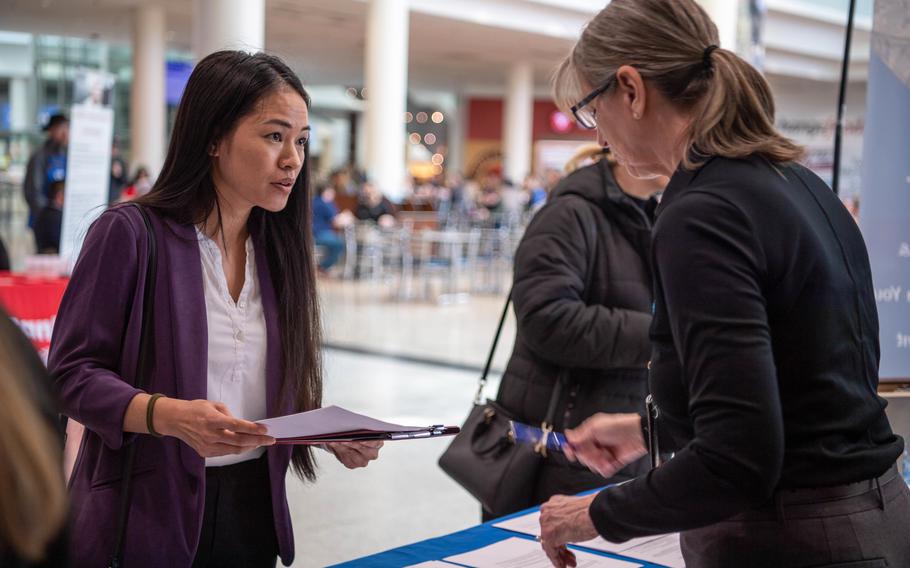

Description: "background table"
330 504 671 567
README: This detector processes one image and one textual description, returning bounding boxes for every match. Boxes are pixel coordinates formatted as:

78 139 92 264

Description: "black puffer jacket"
496 159 654 496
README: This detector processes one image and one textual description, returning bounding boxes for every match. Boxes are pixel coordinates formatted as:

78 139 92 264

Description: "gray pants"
681 464 910 568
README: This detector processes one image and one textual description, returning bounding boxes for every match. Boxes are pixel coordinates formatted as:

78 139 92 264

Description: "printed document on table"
494 512 684 568
444 537 643 568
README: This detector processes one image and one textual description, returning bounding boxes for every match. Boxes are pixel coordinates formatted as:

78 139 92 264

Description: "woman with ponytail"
539 1 910 567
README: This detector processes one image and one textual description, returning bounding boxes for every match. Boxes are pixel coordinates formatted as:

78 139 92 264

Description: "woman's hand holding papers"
563 413 647 478
539 493 599 568
326 440 383 469
152 398 276 458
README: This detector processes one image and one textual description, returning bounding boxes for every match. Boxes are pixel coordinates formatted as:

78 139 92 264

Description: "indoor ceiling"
0 0 577 92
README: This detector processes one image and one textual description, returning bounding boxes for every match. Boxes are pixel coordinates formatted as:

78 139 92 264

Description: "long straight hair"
136 50 322 481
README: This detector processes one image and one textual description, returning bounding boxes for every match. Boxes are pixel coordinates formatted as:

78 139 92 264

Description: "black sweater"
590 155 903 542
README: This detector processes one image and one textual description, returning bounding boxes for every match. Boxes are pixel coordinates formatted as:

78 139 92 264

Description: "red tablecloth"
0 272 69 361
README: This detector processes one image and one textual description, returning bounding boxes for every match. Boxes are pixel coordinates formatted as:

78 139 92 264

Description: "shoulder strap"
474 287 512 404
475 287 568 437
110 203 157 568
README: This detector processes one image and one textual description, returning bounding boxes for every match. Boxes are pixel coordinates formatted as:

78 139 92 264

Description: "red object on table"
0 271 69 362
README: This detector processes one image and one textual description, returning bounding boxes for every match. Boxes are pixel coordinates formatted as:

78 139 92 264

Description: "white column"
131 4 167 176
698 0 740 51
354 112 367 171
193 0 265 58
503 62 534 184
9 77 29 132
446 95 467 174
364 0 409 202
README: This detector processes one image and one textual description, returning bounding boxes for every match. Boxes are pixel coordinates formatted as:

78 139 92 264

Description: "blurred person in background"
50 50 380 568
0 237 10 271
328 167 357 197
0 308 68 567
108 139 129 205
34 180 64 254
499 178 527 227
523 174 548 213
23 113 68 225
355 181 397 228
313 185 353 274
121 166 153 201
477 173 503 222
487 144 666 520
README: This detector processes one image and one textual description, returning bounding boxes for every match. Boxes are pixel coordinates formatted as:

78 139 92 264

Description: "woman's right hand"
564 413 647 478
155 398 276 458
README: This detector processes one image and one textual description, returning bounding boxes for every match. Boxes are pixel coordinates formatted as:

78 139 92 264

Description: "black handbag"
438 289 565 517
109 203 158 568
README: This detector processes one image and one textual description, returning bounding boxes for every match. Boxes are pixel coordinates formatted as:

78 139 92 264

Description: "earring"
633 112 641 120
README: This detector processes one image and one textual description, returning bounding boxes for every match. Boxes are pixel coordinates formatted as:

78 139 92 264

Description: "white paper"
494 511 684 568
405 562 459 567
444 537 642 568
614 534 684 568
255 405 426 439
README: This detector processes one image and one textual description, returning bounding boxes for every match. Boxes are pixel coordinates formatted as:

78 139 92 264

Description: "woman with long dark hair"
49 50 381 568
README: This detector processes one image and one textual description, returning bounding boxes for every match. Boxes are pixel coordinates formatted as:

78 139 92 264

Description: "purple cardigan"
49 205 296 567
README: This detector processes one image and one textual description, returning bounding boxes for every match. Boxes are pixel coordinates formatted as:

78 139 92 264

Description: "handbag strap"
474 287 513 404
475 287 568 457
534 371 568 458
110 203 158 568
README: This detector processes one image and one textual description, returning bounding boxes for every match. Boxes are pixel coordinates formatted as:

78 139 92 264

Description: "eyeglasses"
570 75 616 129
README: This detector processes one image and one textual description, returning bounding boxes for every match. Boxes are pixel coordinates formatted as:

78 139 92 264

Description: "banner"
861 0 910 381
0 274 69 363
60 69 115 262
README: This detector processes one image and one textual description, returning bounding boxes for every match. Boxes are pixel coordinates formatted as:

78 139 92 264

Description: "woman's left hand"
326 441 383 469
539 493 599 568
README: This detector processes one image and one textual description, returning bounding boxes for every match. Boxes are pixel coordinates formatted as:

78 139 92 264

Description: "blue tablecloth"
330 504 670 567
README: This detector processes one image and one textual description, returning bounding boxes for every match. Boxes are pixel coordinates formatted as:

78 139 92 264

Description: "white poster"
60 70 115 262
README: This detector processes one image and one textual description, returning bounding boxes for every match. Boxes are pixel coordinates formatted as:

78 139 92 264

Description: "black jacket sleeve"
22 149 47 218
512 197 651 370
589 191 784 541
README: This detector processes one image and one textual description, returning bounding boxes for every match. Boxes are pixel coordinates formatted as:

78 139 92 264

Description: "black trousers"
681 463 910 568
192 455 279 568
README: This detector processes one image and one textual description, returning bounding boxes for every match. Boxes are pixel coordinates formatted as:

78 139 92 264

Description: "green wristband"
146 393 165 437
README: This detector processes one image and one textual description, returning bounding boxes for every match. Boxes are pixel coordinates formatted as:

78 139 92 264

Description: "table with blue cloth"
330 503 672 567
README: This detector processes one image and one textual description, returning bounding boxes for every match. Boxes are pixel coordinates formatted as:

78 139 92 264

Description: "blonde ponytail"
686 48 803 167
553 0 803 169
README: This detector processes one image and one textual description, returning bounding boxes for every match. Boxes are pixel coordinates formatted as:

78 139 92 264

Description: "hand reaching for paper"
539 493 599 568
326 440 383 469
563 413 647 478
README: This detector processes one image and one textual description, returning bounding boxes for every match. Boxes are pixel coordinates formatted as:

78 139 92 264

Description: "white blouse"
196 227 268 467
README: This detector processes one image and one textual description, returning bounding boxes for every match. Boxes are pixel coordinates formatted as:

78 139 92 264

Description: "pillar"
9 77 29 132
502 62 534 184
193 0 265 58
364 0 409 202
131 4 166 176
